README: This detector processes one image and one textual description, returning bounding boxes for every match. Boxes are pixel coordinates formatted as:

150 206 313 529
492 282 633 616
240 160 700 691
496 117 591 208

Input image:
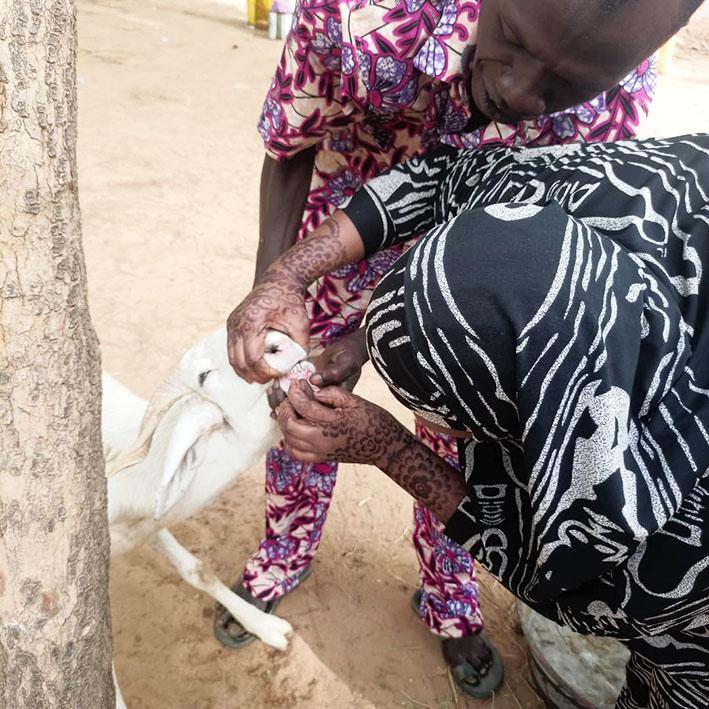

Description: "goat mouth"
278 360 317 394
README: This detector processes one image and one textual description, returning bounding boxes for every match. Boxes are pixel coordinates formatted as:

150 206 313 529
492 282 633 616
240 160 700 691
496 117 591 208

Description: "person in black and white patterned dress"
228 135 709 708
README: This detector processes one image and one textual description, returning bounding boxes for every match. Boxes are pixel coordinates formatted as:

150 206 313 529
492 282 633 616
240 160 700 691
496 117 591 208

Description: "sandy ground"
77 1 709 707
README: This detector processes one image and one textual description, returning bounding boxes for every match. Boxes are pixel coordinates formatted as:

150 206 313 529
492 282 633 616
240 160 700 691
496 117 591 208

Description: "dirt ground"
77 1 709 707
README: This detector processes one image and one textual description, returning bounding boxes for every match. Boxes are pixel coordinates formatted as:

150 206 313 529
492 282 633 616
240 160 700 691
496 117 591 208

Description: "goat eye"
198 370 212 387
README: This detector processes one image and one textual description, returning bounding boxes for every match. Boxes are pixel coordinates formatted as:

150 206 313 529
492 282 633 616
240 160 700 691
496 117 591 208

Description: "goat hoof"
258 615 293 651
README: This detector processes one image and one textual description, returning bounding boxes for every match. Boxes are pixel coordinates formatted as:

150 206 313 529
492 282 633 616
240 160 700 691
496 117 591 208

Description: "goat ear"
153 399 224 520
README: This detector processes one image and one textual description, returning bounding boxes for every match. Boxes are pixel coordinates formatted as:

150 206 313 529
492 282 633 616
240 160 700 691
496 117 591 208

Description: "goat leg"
150 528 293 650
114 663 127 709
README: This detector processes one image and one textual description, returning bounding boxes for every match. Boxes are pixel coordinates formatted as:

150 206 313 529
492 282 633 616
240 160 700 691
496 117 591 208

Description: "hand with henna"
227 211 364 383
276 380 467 523
226 269 310 384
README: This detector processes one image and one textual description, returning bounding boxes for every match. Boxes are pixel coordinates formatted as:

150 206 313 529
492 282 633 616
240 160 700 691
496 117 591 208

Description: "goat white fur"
105 328 305 708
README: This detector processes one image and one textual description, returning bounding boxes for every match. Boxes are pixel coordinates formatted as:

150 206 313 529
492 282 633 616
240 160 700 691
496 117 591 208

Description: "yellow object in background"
248 0 272 28
657 36 678 75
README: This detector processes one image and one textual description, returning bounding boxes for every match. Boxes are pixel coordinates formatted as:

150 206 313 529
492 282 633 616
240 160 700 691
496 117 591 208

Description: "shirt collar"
412 0 480 84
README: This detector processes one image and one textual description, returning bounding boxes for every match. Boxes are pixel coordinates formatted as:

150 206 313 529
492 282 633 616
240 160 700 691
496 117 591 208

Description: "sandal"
214 565 312 649
411 589 504 699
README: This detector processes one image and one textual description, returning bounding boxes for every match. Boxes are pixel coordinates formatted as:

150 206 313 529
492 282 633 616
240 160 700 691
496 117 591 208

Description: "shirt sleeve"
257 1 353 160
341 146 460 255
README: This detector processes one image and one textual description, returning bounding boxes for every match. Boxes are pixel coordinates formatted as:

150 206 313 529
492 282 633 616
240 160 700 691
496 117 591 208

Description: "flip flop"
411 589 504 699
214 565 312 649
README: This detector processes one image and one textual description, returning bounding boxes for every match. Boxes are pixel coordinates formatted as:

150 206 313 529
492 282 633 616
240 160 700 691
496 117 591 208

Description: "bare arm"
253 147 316 287
227 210 366 382
229 148 452 382
277 382 466 522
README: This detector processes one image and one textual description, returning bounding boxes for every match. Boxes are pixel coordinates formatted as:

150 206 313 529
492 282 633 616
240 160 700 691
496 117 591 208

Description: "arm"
228 143 468 382
252 0 354 285
342 145 457 253
253 148 316 287
228 147 463 382
227 210 365 382
277 382 467 523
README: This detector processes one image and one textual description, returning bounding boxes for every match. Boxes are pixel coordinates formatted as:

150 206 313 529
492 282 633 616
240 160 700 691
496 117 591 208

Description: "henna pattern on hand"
226 215 351 375
283 386 466 523
227 271 306 341
329 406 466 521
326 403 409 467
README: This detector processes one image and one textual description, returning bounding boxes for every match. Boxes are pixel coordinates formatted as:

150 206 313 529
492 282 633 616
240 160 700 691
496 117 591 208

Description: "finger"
280 419 331 456
313 385 356 409
309 372 325 387
268 311 311 355
243 332 279 384
311 359 357 387
282 436 321 460
232 337 250 382
283 416 324 444
290 315 312 354
227 322 238 373
267 382 286 411
288 381 339 423
274 398 298 432
282 427 325 462
283 445 323 464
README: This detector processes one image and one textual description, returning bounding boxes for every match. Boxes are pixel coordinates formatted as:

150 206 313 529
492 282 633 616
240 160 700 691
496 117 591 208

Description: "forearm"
261 209 365 292
254 147 316 286
280 383 466 522
380 430 466 523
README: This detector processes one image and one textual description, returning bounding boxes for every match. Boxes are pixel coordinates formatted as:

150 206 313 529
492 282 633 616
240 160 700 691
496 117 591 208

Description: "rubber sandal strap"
214 566 311 650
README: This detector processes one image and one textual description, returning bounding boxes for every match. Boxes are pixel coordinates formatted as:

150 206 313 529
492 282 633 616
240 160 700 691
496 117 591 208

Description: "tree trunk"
0 1 114 707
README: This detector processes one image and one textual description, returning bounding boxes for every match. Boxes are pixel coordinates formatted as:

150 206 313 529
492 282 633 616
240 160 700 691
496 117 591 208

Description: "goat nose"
263 329 308 374
198 370 213 387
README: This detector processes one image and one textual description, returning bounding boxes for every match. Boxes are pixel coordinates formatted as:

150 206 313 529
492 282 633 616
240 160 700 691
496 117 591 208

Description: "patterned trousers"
241 419 484 639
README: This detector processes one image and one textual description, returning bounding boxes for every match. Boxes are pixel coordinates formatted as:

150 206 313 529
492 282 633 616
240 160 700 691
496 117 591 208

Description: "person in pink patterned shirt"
218 0 685 697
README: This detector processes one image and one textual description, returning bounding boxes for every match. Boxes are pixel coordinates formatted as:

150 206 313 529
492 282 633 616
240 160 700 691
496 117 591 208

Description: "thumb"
313 385 356 409
311 358 353 387
271 313 310 354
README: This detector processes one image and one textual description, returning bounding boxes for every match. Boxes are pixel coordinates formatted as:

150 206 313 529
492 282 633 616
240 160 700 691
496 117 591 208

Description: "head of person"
470 0 704 123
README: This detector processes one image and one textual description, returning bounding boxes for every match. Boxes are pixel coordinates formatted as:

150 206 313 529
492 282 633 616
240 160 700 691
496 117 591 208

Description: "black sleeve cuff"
341 185 395 257
443 497 477 548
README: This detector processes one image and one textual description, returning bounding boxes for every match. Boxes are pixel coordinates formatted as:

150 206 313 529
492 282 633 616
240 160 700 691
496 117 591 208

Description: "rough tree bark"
0 1 114 707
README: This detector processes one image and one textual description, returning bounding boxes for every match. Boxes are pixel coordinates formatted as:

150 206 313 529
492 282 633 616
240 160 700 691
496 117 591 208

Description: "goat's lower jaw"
279 360 317 394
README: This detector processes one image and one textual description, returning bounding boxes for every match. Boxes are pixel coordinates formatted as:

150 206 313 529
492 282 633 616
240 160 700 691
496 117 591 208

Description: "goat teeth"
279 360 317 394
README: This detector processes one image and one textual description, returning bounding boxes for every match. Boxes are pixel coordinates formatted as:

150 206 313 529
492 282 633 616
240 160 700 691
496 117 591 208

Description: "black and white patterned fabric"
344 136 709 708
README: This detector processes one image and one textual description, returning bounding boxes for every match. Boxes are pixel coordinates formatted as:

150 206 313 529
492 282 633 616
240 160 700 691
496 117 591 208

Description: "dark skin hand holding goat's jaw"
275 380 468 525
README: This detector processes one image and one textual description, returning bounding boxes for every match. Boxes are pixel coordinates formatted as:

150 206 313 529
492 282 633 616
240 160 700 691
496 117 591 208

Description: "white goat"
104 328 305 708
